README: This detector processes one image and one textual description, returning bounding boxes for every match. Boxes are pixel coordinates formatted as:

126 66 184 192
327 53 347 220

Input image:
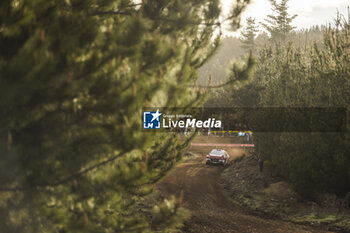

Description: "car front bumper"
206 158 225 164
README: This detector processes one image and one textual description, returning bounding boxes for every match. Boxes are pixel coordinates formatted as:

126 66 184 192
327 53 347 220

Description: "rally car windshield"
210 150 225 155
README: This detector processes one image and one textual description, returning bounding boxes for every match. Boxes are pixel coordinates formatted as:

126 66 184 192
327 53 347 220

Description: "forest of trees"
203 0 350 199
0 0 349 232
255 19 350 198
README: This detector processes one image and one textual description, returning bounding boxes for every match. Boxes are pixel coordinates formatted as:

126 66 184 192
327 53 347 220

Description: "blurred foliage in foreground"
0 0 251 232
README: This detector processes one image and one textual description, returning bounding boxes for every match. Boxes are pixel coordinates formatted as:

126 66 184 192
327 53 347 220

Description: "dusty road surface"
156 148 331 233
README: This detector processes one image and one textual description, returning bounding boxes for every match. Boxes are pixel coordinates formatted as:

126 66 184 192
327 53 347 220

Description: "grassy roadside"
220 155 350 232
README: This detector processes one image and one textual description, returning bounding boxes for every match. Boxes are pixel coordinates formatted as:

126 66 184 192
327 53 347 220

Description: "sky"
221 0 349 35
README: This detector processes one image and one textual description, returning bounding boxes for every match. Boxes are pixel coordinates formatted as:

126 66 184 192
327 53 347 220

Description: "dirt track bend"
156 148 331 233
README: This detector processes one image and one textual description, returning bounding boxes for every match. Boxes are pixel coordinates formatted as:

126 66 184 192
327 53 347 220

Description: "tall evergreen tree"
0 0 251 232
261 0 297 41
240 17 259 52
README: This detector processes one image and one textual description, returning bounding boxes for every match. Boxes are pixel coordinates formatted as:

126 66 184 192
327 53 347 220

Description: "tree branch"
91 9 223 26
0 150 130 192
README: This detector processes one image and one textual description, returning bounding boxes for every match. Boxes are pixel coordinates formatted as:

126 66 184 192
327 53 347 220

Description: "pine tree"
261 0 297 41
240 17 259 52
0 0 251 232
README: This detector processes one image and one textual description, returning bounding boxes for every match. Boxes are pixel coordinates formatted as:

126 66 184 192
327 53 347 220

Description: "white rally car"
206 149 230 166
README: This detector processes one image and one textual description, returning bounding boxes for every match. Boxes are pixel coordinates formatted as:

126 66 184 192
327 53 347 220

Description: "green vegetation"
1 0 348 231
254 17 350 198
203 0 350 199
0 0 251 232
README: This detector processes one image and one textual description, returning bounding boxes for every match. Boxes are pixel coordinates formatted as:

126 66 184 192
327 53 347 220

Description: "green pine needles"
0 0 251 232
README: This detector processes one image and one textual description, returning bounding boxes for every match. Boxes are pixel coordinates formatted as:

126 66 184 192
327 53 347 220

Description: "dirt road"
156 148 331 233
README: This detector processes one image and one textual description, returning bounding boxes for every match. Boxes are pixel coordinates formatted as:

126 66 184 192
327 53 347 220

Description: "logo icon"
143 109 162 129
